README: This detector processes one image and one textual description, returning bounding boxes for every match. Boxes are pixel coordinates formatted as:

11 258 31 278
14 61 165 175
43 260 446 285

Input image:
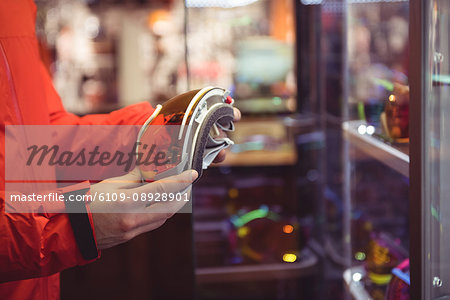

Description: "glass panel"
424 1 450 298
186 2 322 299
344 2 410 300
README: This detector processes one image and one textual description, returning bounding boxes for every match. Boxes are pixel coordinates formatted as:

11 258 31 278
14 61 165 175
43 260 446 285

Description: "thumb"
98 167 143 189
132 169 198 195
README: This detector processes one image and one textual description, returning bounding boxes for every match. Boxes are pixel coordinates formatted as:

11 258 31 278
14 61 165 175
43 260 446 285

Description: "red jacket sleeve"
0 183 98 283
0 63 155 282
40 63 155 126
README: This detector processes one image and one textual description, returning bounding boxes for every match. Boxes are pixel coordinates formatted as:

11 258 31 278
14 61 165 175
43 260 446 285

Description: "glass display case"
35 1 325 299
410 1 450 299
344 1 450 299
186 1 324 299
342 2 411 300
34 0 450 299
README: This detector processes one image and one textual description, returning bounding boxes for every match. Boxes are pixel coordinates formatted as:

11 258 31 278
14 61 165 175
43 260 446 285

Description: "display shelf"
342 120 409 177
212 117 297 167
196 247 318 284
216 146 296 167
343 266 373 300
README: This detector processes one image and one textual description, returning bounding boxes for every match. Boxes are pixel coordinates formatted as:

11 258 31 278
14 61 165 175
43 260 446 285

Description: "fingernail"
191 170 199 180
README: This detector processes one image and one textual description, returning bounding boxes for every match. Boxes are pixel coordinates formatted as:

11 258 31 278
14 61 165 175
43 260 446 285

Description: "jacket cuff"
61 181 99 261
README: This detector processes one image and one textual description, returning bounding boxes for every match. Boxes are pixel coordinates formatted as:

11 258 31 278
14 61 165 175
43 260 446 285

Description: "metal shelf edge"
342 120 409 177
196 248 318 283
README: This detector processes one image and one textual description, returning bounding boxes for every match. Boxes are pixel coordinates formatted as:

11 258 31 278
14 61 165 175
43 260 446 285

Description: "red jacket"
0 0 154 298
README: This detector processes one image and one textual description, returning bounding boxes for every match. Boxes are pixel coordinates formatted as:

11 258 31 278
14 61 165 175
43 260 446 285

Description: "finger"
119 171 195 212
131 188 191 225
212 149 226 163
131 170 198 196
233 107 241 121
117 167 145 188
99 167 143 189
145 190 190 213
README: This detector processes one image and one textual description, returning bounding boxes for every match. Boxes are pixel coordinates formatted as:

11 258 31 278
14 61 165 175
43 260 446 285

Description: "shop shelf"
343 266 373 300
214 117 297 167
196 247 318 284
342 120 409 177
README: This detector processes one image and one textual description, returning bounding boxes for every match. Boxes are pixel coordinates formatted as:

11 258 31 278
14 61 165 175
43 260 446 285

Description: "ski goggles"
137 87 235 182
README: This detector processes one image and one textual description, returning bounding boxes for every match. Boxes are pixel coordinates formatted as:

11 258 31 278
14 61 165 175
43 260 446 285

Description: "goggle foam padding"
192 104 235 182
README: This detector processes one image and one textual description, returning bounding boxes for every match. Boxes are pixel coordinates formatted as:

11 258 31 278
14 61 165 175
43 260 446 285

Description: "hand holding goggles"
137 87 235 183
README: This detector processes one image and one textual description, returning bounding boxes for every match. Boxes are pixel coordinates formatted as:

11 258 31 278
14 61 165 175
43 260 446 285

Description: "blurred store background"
33 0 414 299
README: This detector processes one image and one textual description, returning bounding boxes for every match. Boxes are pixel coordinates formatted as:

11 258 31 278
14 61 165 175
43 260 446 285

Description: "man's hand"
89 108 239 249
213 107 241 163
89 168 198 249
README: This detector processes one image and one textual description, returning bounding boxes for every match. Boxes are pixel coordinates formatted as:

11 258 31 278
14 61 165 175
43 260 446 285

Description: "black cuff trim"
63 188 98 260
